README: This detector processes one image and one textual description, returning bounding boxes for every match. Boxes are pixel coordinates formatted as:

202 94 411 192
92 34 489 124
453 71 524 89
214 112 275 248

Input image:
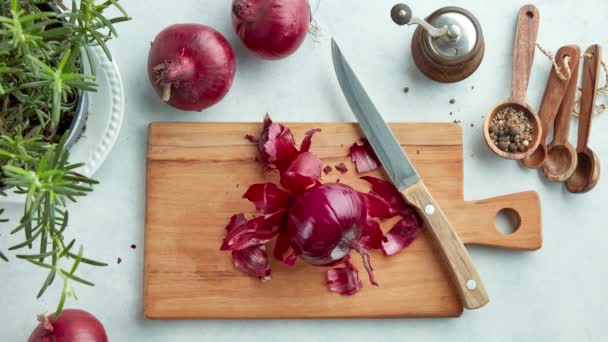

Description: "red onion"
232 0 311 60
148 24 236 111
28 309 107 342
286 183 378 285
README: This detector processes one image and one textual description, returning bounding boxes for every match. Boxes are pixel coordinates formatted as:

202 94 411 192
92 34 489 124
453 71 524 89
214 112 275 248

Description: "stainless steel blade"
331 39 420 191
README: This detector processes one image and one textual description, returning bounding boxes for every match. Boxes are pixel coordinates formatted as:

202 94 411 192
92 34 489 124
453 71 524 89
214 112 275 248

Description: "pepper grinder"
391 3 485 83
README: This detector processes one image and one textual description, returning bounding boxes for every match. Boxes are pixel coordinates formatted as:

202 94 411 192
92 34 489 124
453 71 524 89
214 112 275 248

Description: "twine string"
536 43 608 117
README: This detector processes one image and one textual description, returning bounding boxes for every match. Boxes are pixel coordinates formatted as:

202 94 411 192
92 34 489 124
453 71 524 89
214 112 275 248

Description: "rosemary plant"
0 0 129 317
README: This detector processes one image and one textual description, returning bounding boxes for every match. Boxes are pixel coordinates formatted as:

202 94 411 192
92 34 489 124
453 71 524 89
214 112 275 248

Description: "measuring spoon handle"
510 5 540 103
551 46 581 146
578 45 602 152
535 46 578 144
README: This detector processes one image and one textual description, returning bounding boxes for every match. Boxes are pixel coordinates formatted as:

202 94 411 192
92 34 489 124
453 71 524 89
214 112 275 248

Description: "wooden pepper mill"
391 3 485 83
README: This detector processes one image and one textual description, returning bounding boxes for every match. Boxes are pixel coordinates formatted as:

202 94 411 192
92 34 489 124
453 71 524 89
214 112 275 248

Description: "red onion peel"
349 138 380 173
220 116 423 295
326 255 362 296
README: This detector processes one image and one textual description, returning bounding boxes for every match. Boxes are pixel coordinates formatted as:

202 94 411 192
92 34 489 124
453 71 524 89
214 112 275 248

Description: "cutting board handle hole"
495 208 521 235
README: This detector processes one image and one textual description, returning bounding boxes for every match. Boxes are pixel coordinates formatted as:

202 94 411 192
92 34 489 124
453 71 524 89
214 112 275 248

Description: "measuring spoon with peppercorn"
521 45 580 169
484 5 542 160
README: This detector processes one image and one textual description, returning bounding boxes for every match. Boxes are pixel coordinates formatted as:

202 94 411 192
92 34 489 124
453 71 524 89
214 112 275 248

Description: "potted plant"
0 0 129 316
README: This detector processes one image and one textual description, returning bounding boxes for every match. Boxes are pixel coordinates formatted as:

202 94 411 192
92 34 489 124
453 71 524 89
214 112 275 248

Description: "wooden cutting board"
144 122 542 319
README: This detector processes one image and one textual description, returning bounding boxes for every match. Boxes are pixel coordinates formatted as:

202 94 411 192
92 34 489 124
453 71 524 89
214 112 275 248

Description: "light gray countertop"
2 0 608 340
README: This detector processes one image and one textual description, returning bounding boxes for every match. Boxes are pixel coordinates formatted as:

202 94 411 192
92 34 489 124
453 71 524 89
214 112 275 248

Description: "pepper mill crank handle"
391 3 450 38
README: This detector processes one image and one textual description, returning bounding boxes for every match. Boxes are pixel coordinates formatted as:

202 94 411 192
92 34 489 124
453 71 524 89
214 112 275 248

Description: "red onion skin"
287 183 367 266
28 309 108 342
148 24 236 111
232 0 311 60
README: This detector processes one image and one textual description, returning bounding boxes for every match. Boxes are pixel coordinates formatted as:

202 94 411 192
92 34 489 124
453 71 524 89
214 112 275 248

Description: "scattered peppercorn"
130 244 136 249
403 87 409 93
449 98 456 104
489 106 534 153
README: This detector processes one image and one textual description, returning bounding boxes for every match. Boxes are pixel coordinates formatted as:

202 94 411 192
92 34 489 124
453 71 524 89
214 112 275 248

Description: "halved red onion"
349 138 380 173
232 245 271 281
280 152 322 194
382 208 423 256
326 255 362 296
243 183 292 214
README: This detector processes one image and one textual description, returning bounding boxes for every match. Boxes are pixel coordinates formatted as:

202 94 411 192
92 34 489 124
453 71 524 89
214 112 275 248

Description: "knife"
331 39 489 309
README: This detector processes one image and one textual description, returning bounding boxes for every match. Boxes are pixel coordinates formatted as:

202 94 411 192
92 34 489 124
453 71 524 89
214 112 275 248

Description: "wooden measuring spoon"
484 5 542 160
566 45 602 193
522 45 579 169
543 46 581 181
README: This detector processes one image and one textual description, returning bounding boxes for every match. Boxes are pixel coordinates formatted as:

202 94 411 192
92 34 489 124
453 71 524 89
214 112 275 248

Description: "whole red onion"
28 309 108 342
148 24 236 111
232 0 311 60
287 183 367 266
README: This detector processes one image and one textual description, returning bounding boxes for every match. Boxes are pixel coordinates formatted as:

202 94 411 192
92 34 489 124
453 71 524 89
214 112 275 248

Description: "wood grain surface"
510 4 539 103
401 181 489 310
521 45 578 169
144 122 542 319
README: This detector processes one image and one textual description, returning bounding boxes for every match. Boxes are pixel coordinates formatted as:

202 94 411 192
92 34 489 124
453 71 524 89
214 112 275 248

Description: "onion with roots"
148 24 236 111
232 0 311 60
287 183 380 285
28 309 107 342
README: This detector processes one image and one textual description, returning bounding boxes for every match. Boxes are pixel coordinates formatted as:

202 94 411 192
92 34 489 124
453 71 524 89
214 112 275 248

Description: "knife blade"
331 38 489 310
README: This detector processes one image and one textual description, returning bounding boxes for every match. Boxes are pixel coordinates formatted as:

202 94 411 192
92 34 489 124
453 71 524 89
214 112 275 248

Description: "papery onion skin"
382 208 423 256
286 183 367 266
280 152 322 194
28 309 108 342
232 0 311 60
326 255 362 296
148 24 236 111
349 138 380 173
258 115 299 171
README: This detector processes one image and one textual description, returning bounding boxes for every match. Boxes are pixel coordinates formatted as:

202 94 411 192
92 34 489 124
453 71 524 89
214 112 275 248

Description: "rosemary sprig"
0 0 130 136
0 0 129 317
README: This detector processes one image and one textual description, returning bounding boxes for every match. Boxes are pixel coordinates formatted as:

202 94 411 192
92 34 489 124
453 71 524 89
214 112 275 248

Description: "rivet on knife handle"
402 181 489 309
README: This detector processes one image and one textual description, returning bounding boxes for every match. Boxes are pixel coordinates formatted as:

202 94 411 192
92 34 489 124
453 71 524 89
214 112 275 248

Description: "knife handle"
402 181 489 310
